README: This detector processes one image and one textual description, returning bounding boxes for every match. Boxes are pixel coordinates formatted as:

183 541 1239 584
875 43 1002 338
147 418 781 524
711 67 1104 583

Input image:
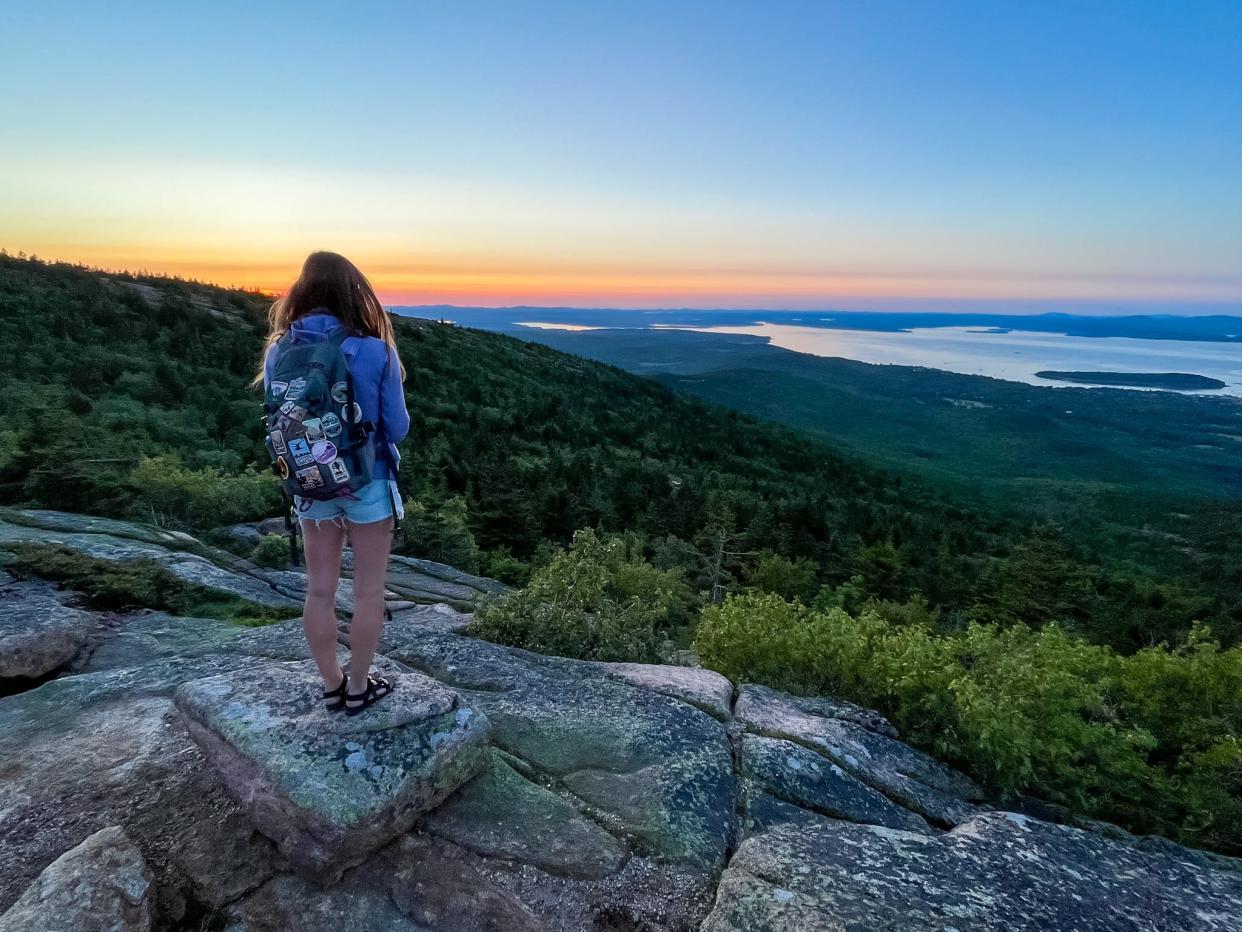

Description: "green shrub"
470 528 690 662
249 533 291 569
130 455 281 529
744 551 819 602
480 546 533 586
0 542 293 626
694 589 1242 853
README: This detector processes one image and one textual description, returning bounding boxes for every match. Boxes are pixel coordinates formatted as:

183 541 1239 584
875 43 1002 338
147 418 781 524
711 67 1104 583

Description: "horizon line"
6 250 1241 319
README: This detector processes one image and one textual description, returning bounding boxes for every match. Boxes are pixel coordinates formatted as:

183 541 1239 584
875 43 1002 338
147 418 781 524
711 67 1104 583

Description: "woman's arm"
380 343 410 443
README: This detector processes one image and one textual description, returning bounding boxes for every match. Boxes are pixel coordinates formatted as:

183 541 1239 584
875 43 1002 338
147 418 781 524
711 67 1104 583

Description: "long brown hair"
254 251 404 384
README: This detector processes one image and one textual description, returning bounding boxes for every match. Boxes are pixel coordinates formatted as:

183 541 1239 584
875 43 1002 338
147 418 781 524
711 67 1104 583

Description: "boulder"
735 683 984 826
702 812 1242 932
0 579 98 680
0 826 154 932
174 661 491 880
592 661 734 720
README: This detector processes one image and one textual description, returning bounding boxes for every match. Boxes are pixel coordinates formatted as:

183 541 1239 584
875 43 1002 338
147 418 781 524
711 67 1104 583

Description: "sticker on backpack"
327 458 350 483
284 377 308 400
343 402 363 423
295 466 324 490
303 418 324 442
330 381 348 404
270 430 287 455
312 440 337 464
287 437 313 466
269 380 288 398
275 457 290 479
320 412 342 437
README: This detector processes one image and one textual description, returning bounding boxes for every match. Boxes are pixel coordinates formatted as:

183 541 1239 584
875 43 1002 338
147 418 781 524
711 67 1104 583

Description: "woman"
258 251 410 714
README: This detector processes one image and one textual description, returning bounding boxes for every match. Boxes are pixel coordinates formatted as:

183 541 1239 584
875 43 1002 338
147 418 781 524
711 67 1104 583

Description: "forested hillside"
0 254 1234 649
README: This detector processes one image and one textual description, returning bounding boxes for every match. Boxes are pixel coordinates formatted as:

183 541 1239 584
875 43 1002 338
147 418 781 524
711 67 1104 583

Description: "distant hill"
398 305 1242 343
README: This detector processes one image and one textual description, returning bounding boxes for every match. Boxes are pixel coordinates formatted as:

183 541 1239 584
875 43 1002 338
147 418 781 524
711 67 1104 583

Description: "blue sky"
2 1 1239 311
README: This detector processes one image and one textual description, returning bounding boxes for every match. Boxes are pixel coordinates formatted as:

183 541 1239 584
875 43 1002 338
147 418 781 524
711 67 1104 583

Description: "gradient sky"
3 1 1240 312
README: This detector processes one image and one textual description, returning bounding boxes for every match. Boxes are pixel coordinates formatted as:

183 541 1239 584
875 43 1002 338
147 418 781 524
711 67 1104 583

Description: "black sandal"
322 674 349 713
344 674 394 716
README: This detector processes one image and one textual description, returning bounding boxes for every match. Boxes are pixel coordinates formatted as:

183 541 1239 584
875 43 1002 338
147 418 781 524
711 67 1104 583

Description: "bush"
249 533 291 569
470 528 691 662
130 455 281 529
480 546 533 586
744 551 819 602
694 589 1242 854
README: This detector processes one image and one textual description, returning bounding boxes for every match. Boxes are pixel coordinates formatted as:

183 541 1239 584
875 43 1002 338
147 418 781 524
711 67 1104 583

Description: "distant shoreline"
1034 371 1227 390
395 307 1242 344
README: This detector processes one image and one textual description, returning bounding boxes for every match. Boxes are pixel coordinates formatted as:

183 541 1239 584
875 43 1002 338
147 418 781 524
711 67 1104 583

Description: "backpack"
263 330 376 501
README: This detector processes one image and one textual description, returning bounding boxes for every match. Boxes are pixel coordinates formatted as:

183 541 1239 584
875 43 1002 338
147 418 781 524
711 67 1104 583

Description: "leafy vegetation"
470 529 691 662
0 543 291 626
694 588 1242 854
511 325 1242 649
249 533 292 569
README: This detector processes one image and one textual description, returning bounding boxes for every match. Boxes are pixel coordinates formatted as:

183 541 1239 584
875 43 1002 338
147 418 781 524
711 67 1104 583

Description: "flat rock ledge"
0 825 154 932
703 812 1242 932
174 662 491 881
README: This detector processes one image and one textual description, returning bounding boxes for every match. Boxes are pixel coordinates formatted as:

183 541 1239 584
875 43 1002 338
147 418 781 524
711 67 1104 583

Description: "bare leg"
345 517 394 700
299 518 347 693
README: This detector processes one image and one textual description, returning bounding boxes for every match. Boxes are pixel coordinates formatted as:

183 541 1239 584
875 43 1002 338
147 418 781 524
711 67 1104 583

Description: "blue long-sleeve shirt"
264 311 410 480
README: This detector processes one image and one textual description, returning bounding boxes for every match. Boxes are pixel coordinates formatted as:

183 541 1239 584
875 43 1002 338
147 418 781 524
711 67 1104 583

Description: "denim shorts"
295 480 404 527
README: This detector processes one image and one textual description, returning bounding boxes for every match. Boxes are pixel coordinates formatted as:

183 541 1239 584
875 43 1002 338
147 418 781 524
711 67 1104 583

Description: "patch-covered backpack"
263 330 375 501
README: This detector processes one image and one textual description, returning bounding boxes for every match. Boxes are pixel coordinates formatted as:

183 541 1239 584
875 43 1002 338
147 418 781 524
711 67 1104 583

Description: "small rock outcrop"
0 826 154 932
174 661 491 880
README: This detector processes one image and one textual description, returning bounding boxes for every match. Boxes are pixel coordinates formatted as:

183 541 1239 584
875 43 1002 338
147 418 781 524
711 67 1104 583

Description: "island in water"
1035 370 1227 390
